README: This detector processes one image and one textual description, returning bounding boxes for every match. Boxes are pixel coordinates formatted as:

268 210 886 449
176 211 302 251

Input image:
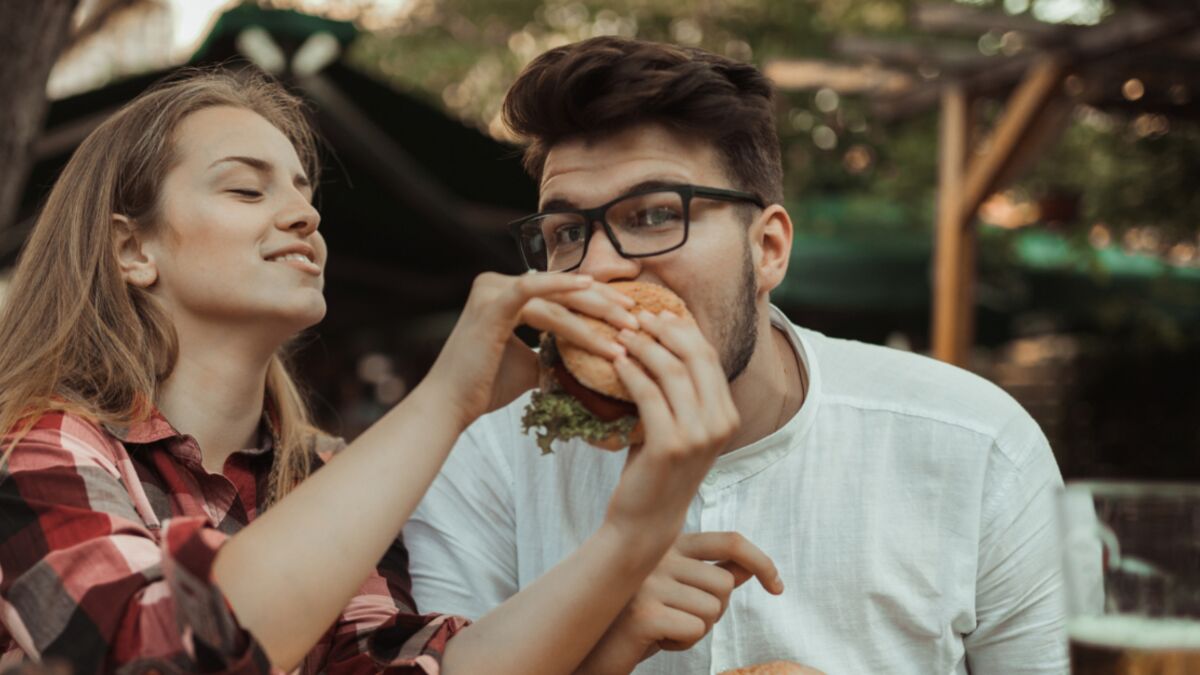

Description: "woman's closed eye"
228 188 263 198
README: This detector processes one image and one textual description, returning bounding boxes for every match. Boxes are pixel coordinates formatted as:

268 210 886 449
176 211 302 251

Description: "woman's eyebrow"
209 155 309 188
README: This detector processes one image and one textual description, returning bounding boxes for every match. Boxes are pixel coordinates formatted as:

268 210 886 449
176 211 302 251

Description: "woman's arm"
213 273 641 671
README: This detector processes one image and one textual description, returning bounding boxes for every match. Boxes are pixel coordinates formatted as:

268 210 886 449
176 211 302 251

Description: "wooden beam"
932 83 971 366
763 58 913 94
832 35 994 73
911 2 1073 42
959 56 1065 224
873 7 1200 120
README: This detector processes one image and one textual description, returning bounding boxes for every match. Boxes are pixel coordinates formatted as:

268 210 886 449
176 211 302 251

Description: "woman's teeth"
272 253 312 263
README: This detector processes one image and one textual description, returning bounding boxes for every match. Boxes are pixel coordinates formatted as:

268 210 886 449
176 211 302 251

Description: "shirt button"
703 473 719 485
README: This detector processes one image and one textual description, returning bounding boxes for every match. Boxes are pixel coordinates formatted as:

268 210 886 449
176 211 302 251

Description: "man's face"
539 123 759 380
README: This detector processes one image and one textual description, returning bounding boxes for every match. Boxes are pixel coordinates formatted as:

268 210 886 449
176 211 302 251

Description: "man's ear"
112 215 158 288
750 204 793 297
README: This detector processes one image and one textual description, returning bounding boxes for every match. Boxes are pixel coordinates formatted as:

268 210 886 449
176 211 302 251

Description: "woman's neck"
156 320 276 474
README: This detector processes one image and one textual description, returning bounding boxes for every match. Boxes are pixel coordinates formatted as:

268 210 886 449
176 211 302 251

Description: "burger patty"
551 360 637 422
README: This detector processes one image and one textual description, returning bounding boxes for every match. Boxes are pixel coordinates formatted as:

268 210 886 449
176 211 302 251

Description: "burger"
520 281 689 454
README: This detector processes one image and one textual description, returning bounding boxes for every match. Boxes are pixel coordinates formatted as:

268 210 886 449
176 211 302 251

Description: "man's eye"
229 189 262 198
634 207 682 228
553 224 586 245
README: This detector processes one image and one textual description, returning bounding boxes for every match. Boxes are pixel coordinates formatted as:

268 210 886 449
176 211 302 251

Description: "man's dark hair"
502 36 784 205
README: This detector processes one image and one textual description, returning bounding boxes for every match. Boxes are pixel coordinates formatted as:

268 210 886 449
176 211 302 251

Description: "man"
406 36 1067 674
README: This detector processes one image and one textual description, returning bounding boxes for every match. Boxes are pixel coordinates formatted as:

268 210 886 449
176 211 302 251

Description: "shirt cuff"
365 613 471 674
159 517 273 674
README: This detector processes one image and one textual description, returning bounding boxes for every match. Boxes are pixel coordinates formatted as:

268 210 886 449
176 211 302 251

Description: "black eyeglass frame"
508 184 766 272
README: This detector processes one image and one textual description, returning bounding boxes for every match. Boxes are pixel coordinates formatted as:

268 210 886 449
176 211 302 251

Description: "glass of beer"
1059 481 1200 674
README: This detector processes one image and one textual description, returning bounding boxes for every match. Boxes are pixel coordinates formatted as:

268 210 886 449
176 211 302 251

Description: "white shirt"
406 307 1068 674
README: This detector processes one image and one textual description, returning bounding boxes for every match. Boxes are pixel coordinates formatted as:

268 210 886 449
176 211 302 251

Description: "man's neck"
156 317 274 474
724 311 806 453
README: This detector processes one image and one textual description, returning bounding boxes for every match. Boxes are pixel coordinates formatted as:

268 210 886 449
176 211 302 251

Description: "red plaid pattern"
0 411 467 674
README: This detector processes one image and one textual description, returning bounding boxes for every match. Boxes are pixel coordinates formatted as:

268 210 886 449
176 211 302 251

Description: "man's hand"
603 309 741 537
575 532 783 675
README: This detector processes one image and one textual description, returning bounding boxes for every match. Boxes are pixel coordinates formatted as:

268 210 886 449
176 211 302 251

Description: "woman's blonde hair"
0 66 322 504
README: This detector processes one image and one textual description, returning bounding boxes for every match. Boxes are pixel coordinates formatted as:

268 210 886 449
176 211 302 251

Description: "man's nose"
577 221 639 282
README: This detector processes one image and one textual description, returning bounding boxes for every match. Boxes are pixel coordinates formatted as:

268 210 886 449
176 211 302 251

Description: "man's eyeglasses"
509 184 765 272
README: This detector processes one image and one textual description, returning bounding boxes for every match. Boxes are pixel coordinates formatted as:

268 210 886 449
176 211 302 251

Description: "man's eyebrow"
209 155 310 189
538 179 686 212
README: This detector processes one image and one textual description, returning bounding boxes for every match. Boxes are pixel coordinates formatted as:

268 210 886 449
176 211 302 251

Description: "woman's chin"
265 296 327 334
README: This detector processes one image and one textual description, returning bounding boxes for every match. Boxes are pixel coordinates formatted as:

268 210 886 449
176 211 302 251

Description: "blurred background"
1 0 1197 480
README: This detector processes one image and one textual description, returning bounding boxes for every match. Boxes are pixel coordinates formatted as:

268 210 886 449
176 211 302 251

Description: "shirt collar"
103 403 279 457
699 305 822 496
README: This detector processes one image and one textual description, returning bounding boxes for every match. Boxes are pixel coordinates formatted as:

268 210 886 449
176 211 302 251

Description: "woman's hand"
425 272 639 430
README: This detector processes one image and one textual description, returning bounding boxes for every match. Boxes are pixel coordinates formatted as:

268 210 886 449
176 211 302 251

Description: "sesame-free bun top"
718 661 824 675
557 281 690 401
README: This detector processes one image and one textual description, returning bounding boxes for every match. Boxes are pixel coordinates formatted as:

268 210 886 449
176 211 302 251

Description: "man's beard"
719 240 759 383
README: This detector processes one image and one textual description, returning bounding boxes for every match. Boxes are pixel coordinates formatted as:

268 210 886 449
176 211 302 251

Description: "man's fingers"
617 326 702 421
716 560 753 588
612 355 674 444
658 580 723 626
675 557 738 601
642 311 738 417
646 606 708 652
675 532 784 595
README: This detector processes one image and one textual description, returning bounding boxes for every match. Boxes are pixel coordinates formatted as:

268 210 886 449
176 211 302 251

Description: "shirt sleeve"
309 532 469 674
403 415 520 620
0 418 271 675
963 413 1070 674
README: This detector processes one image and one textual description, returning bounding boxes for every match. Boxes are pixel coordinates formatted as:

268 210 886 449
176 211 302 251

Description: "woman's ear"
112 215 158 288
750 204 793 297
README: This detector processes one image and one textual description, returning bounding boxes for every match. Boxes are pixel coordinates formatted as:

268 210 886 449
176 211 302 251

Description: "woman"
0 68 740 674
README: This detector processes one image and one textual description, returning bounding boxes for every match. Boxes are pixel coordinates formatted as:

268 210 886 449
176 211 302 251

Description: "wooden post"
932 83 970 365
959 57 1066 223
933 56 1066 366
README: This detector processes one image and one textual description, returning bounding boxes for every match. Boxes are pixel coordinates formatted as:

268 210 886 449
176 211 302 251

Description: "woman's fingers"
486 271 593 316
521 297 626 359
537 285 640 331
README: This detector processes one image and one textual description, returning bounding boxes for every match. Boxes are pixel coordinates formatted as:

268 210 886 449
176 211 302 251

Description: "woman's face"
143 105 327 338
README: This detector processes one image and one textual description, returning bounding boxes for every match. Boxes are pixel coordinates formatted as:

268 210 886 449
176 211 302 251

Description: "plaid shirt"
0 410 467 674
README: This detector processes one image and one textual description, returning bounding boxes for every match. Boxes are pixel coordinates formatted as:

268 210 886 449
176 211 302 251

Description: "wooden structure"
766 3 1200 366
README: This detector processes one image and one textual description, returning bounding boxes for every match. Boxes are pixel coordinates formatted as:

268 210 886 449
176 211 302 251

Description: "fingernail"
773 574 784 594
637 310 655 324
659 310 678 320
619 311 640 330
616 294 636 307
609 342 627 358
618 328 637 342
